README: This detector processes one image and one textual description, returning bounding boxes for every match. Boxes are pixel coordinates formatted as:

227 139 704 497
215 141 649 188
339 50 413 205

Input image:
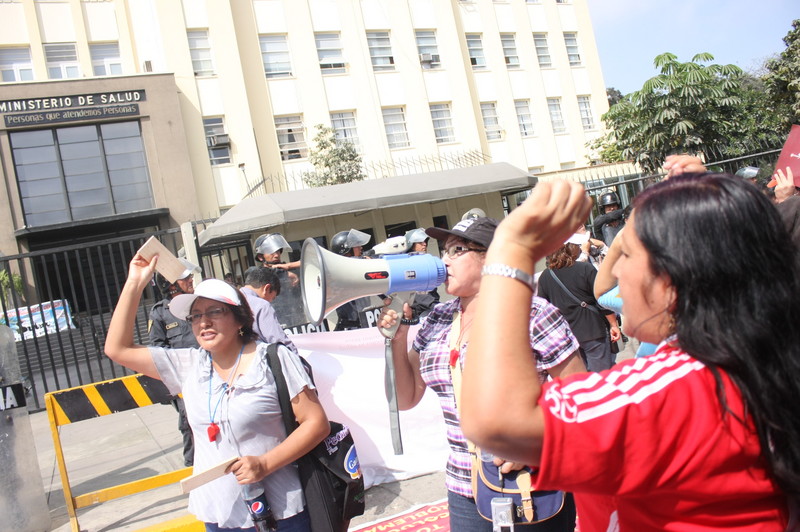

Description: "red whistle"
208 422 220 442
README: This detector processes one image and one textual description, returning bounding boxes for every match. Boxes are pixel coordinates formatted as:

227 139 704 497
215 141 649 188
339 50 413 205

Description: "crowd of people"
104 157 800 531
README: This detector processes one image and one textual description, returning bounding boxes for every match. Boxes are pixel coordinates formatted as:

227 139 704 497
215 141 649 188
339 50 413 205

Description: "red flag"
768 124 800 187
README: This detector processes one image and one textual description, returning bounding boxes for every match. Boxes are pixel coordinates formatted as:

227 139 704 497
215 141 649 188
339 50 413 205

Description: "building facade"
0 0 608 253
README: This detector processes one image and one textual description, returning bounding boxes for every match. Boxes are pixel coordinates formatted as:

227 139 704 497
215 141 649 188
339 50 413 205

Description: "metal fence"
5 147 785 412
1 229 186 411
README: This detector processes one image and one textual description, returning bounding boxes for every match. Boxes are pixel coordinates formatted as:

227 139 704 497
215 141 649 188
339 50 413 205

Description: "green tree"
302 124 366 187
0 269 24 308
764 19 800 124
593 52 743 173
606 87 624 107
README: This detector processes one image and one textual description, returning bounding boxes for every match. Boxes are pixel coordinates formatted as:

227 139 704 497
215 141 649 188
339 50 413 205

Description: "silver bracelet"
481 264 536 291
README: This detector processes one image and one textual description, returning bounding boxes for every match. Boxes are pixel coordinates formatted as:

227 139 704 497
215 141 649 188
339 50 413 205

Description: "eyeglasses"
443 245 487 259
186 306 229 324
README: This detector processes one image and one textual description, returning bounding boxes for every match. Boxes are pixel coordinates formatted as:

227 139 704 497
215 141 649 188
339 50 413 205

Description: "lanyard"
207 345 244 442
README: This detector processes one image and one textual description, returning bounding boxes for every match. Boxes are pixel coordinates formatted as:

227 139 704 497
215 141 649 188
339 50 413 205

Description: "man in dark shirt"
148 259 199 466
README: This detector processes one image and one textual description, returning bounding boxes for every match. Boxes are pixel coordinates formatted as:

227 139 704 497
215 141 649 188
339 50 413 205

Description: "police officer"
330 229 372 330
148 258 199 467
253 232 308 328
592 191 626 246
404 228 440 319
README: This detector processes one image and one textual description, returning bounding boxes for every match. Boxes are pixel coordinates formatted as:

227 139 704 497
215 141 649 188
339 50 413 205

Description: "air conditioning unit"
419 53 433 63
206 134 230 147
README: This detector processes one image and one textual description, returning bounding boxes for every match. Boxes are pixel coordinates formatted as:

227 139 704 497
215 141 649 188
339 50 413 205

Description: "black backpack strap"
266 343 299 435
545 269 601 315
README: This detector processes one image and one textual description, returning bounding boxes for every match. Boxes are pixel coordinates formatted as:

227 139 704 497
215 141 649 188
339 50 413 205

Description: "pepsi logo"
250 501 265 514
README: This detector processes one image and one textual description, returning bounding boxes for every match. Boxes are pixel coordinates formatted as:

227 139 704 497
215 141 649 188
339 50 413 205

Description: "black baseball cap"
425 217 498 248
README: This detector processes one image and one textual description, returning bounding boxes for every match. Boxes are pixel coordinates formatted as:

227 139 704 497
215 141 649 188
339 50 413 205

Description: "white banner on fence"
292 328 449 489
1 299 77 342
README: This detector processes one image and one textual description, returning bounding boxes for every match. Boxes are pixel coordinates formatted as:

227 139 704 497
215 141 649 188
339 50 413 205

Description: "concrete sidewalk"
30 403 446 531
31 339 637 531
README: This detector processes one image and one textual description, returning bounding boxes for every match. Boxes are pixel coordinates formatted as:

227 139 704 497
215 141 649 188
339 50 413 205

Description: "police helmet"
598 192 620 208
735 166 759 180
404 228 428 250
461 208 486 221
254 233 290 259
156 258 199 296
330 229 371 256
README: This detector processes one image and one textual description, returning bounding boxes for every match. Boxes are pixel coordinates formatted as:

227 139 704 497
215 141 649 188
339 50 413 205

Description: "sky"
586 0 797 95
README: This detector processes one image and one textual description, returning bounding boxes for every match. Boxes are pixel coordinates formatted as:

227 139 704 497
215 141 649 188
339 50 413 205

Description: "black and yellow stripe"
46 374 173 426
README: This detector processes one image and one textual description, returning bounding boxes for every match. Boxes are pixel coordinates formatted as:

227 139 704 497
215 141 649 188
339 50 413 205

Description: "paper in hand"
774 124 800 187
136 236 187 283
180 456 239 493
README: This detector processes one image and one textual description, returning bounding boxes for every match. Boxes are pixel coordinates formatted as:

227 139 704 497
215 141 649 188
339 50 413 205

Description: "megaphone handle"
384 337 404 455
379 291 417 340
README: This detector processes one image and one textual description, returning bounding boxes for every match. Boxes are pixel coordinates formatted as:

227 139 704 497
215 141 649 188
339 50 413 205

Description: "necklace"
448 309 474 368
207 344 244 442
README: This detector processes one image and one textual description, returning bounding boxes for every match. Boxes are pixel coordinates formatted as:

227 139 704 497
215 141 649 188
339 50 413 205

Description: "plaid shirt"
412 296 579 497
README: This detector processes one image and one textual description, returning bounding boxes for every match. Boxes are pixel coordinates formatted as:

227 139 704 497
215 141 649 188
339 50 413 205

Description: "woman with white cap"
105 253 329 531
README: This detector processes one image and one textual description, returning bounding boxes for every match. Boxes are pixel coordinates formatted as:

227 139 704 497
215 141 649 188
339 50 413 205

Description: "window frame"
330 111 359 147
563 32 582 67
382 107 410 149
514 99 535 137
274 115 308 161
415 30 441 69
547 97 566 134
315 33 346 74
44 43 80 79
500 33 519 68
0 47 34 82
366 31 395 72
577 95 595 130
532 33 551 68
466 33 486 69
90 42 122 76
260 34 292 78
429 103 455 144
203 117 231 166
187 29 214 76
480 102 503 140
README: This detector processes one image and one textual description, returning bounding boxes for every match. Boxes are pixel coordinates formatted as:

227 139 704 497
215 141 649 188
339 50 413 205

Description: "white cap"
565 233 589 246
169 278 241 320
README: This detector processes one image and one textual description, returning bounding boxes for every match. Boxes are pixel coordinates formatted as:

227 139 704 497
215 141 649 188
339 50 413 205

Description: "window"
10 121 153 226
563 32 581 66
260 35 291 78
556 0 570 3
44 43 80 79
203 117 231 165
430 103 455 143
331 111 359 147
188 30 214 76
547 97 566 133
532 33 551 68
315 33 345 74
0 47 34 82
500 34 519 67
526 0 541 3
514 100 534 137
480 102 502 140
466 34 485 68
382 107 410 149
90 43 122 76
577 95 595 130
274 115 307 161
367 31 394 71
415 30 441 68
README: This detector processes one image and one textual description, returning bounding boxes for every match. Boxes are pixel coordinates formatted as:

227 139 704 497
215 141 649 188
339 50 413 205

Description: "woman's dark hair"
547 243 581 269
227 289 259 343
633 173 800 503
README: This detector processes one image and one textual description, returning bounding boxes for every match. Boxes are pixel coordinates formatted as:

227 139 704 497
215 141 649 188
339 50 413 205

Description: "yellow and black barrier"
45 374 201 532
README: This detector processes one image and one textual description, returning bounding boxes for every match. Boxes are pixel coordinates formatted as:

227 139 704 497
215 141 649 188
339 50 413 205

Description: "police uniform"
149 298 199 466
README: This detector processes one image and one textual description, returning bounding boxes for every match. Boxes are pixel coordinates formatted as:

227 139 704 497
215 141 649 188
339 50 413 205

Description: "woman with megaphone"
378 216 586 532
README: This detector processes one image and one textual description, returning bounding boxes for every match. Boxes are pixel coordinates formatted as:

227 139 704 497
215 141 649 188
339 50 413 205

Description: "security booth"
0 324 51 532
